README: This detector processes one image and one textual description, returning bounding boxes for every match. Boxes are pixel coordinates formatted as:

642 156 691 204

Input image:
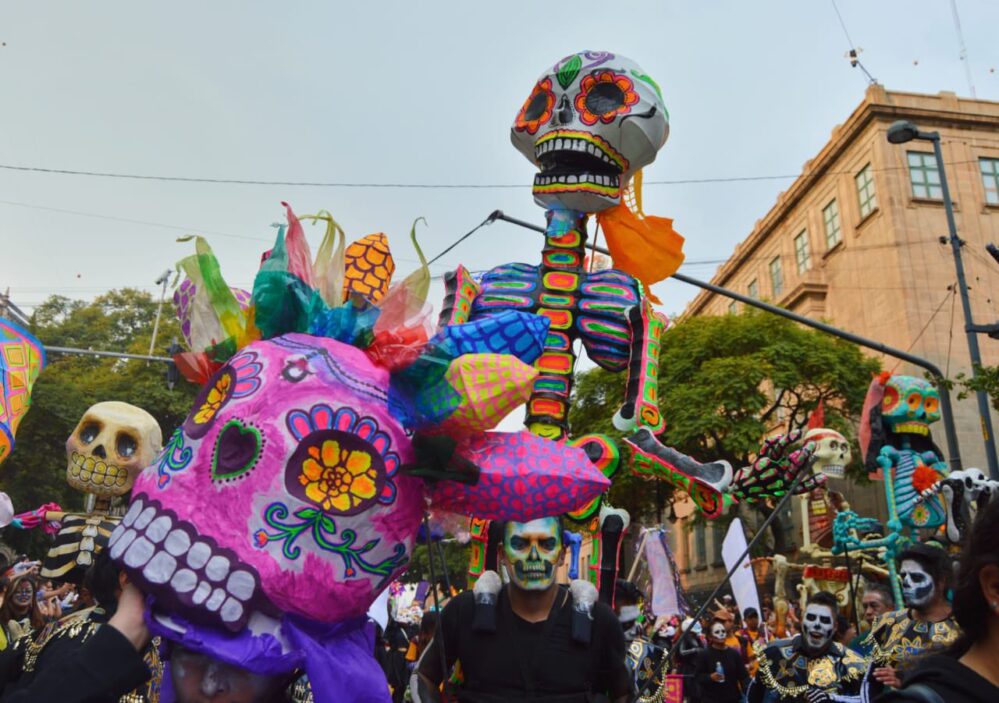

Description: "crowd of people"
0 503 989 701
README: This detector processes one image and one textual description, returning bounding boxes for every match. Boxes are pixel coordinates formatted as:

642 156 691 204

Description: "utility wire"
0 159 983 190
890 284 956 373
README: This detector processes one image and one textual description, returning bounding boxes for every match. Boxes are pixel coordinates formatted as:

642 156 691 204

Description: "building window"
728 301 738 315
855 163 878 218
907 152 942 200
823 199 841 248
748 279 759 300
694 522 707 567
980 158 999 205
794 230 811 273
769 256 784 297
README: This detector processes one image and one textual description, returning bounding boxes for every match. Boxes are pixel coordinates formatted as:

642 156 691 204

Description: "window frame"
794 229 811 273
769 256 784 297
907 151 943 200
748 279 759 300
823 199 841 248
980 157 999 206
728 301 738 315
855 163 878 219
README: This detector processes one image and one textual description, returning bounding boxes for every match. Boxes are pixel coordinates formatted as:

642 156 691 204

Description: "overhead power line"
0 159 983 191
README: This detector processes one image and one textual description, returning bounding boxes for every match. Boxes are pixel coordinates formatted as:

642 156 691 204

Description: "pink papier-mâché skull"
110 333 423 633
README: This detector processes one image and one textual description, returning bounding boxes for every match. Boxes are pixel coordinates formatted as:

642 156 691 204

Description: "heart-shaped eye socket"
212 419 263 482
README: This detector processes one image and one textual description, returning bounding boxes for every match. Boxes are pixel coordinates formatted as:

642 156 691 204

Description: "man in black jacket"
414 517 632 703
694 618 749 703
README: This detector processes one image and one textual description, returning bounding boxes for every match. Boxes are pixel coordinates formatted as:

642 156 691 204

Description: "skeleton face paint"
900 559 935 608
802 604 836 653
709 622 728 643
503 517 562 591
11 579 33 610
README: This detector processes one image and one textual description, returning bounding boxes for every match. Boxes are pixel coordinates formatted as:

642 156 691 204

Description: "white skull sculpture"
66 401 163 498
511 50 669 213
803 428 852 479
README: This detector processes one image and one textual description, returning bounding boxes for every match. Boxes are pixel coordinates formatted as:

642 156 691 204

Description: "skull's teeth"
107 496 258 629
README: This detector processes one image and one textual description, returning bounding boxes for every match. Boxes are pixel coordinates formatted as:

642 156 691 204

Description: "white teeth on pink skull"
192 581 212 605
187 542 211 569
164 530 191 557
220 598 244 624
205 555 230 583
226 571 255 601
110 529 137 560
122 500 144 528
206 588 226 612
171 569 197 594
123 537 155 568
143 551 177 585
134 507 156 531
145 516 172 544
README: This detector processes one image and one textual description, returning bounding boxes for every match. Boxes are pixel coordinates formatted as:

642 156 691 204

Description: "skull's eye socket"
907 393 922 409
523 90 551 123
923 396 939 414
540 537 558 551
509 536 528 551
116 433 138 459
80 423 100 444
585 82 626 117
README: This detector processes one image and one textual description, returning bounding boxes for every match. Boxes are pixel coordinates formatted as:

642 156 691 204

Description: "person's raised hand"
872 666 901 688
108 580 150 651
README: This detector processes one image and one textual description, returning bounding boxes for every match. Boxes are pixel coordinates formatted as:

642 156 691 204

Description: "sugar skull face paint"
709 622 728 643
11 579 33 611
802 604 836 653
502 517 562 591
900 559 935 608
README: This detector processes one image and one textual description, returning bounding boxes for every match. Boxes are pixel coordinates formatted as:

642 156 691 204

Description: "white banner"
722 518 761 619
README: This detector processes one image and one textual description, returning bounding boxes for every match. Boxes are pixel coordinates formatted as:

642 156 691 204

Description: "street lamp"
886 120 999 480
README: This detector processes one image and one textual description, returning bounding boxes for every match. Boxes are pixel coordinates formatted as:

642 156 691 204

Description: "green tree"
570 309 880 544
2 289 197 556
404 541 470 591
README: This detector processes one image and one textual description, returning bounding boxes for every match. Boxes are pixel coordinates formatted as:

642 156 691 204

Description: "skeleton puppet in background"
917 467 999 544
800 428 852 549
748 591 865 703
41 401 162 581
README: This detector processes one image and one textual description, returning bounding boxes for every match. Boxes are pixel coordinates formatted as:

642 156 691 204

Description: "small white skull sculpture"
803 428 852 480
511 50 669 213
66 401 162 498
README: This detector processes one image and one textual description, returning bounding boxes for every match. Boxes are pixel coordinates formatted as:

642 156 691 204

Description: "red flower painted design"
574 71 640 126
515 78 555 134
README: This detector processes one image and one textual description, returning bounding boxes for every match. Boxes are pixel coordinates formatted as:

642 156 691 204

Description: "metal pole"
148 271 172 358
488 211 964 470
928 133 999 479
46 346 173 363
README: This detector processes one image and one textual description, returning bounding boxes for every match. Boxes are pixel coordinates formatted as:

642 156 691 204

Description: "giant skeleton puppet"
447 51 733 596
109 206 611 703
40 402 163 581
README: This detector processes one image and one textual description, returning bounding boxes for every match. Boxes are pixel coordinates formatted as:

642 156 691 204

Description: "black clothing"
877 653 999 703
694 646 749 703
0 624 149 702
418 586 631 703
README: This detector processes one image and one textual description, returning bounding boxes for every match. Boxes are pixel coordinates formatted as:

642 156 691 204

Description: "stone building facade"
672 85 999 595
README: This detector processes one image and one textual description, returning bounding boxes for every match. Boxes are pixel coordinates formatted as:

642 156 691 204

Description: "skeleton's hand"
731 431 822 503
804 688 832 703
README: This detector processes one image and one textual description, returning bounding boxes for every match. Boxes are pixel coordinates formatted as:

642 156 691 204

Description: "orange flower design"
193 373 232 425
298 439 378 514
575 71 639 126
515 78 555 134
912 465 940 493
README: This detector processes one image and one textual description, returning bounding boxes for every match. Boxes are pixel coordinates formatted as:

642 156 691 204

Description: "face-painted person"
413 517 633 703
746 591 866 703
862 543 959 697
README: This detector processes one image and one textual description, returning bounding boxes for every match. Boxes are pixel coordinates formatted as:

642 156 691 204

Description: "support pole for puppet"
639 469 810 703
626 529 650 583
487 210 964 471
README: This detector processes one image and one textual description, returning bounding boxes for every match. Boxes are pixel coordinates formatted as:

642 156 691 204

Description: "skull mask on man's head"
802 602 836 654
66 401 162 497
709 621 728 644
502 517 563 591
899 558 936 608
511 51 669 213
804 428 852 480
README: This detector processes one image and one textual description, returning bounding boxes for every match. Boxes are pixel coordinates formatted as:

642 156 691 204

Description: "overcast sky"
2 1 998 325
